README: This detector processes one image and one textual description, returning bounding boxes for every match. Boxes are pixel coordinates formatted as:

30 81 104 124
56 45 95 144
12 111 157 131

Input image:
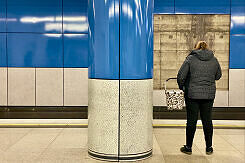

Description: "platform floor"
0 128 244 163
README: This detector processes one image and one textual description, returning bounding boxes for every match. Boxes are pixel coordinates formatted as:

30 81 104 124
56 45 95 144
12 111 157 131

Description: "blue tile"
88 0 119 79
231 0 245 35
0 0 6 32
154 0 174 14
7 0 62 33
175 0 230 14
64 34 88 68
230 35 245 69
8 33 63 67
120 0 153 79
0 34 7 67
63 0 88 33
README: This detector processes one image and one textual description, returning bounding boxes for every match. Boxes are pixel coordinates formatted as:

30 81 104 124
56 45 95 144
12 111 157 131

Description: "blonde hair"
194 41 208 50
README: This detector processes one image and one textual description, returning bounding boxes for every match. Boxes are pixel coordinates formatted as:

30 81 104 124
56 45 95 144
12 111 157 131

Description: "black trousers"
185 97 214 148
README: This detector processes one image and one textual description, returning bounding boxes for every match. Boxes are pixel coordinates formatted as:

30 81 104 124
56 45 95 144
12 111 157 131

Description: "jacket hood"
192 49 214 61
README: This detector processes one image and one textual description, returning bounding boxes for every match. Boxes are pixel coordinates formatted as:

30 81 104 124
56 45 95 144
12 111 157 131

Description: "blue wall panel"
0 0 6 32
64 34 88 68
230 35 245 69
0 34 7 67
154 0 174 14
63 0 88 33
88 0 119 79
7 0 62 33
175 0 230 14
231 0 245 35
8 33 63 67
120 0 153 79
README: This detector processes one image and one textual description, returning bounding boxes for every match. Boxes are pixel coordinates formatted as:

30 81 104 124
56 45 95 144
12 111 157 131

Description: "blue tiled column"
88 0 153 161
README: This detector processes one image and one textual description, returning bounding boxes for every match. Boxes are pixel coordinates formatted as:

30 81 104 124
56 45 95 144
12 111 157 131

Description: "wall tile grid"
8 68 35 106
230 0 245 35
63 0 88 33
7 33 63 67
0 0 6 32
0 33 7 67
0 0 89 106
0 0 244 107
0 0 244 69
0 0 88 68
230 35 245 69
175 0 230 14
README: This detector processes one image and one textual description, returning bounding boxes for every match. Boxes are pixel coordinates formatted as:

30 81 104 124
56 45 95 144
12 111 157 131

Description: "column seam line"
6 0 8 107
62 0 64 106
118 0 121 161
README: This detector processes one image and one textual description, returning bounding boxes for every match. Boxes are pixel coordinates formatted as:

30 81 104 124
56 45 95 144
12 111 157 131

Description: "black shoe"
180 145 192 155
206 147 213 155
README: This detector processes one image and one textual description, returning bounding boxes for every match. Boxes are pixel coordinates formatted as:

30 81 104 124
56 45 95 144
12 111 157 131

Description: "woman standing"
177 41 222 155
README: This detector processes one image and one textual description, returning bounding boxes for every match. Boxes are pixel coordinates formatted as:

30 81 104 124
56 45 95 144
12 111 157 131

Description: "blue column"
120 0 153 79
88 0 153 161
88 0 119 79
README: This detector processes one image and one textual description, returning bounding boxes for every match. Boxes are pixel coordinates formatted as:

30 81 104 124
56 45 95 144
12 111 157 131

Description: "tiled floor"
0 128 244 163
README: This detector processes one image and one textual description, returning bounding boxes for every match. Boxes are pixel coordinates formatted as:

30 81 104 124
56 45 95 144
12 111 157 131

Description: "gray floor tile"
49 128 87 149
214 129 245 135
0 128 244 163
0 128 32 151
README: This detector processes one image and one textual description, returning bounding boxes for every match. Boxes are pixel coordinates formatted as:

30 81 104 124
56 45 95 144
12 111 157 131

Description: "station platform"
0 120 244 162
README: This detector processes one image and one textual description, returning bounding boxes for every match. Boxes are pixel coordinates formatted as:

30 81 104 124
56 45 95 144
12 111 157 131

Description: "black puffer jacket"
177 49 222 99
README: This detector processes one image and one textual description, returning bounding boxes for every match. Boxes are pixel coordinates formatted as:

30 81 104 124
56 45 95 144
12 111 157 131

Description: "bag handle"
164 77 177 93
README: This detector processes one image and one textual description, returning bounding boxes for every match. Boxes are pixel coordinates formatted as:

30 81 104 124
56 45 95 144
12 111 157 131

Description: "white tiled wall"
153 90 166 106
8 68 35 106
229 69 245 107
64 68 88 106
214 91 229 107
0 68 7 106
36 68 63 106
1 68 244 107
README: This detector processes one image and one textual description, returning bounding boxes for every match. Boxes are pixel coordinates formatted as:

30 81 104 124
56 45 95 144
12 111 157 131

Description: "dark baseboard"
0 106 244 120
0 106 88 119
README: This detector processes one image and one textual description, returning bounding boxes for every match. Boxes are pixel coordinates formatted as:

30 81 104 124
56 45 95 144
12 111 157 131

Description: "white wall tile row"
36 68 63 106
0 68 88 106
8 68 35 106
214 91 229 107
0 68 244 107
0 68 7 106
64 68 88 106
229 69 245 107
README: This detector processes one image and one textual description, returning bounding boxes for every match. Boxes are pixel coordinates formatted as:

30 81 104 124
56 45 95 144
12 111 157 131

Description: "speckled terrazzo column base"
120 79 153 157
88 79 119 157
88 79 153 161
